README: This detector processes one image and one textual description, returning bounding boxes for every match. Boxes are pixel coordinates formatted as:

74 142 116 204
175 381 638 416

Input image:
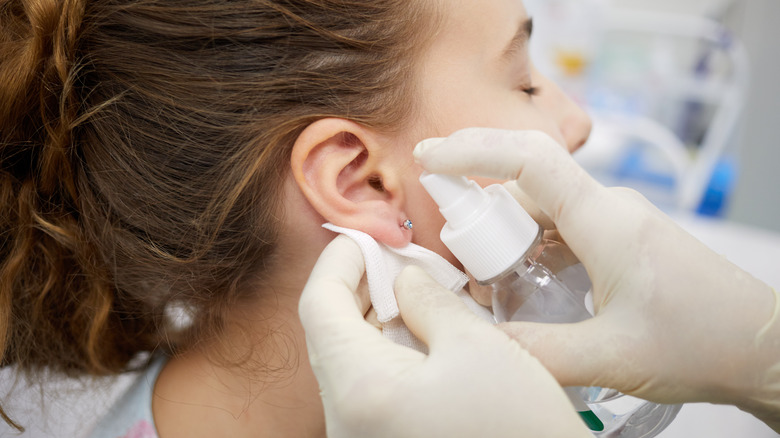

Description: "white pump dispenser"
419 172 541 283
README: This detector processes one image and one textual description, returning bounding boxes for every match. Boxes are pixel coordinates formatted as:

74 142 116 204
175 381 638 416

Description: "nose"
533 68 593 153
561 100 592 153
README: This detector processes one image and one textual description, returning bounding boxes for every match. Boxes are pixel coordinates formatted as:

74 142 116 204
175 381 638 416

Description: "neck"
153 177 337 438
153 245 334 436
153 280 326 438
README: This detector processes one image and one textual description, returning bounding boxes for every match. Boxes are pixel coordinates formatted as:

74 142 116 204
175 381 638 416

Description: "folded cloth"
323 224 493 353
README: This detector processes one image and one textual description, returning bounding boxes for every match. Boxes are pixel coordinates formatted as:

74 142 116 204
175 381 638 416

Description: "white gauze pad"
323 223 494 353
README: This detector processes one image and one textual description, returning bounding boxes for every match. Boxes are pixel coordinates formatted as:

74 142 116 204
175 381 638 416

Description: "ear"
290 118 412 248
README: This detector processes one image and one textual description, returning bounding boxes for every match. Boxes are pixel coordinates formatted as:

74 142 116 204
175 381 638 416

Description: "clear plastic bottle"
419 171 682 437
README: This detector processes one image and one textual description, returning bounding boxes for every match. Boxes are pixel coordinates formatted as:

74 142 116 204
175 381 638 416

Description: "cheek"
419 74 569 149
406 184 462 268
444 93 570 149
507 110 568 147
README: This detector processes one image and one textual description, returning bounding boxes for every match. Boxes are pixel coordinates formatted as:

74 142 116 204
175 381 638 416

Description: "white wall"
727 0 780 232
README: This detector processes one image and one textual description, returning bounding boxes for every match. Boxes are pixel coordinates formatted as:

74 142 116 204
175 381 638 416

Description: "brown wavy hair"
0 0 436 430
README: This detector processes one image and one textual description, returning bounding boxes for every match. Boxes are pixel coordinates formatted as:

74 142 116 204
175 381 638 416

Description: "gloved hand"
414 127 780 432
298 234 591 438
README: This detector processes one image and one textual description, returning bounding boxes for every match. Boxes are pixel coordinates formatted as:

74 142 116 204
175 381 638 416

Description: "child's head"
289 0 592 262
0 0 589 408
0 0 436 375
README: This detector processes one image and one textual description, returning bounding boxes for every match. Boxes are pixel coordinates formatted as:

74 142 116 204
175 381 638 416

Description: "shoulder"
88 357 167 438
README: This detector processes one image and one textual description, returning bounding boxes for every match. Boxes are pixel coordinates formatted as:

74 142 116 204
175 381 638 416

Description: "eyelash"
522 86 540 97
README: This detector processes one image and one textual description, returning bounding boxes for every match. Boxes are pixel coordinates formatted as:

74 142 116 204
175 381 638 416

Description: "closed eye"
522 86 540 97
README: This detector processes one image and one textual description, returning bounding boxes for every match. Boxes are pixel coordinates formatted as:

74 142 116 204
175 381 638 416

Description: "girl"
0 0 591 436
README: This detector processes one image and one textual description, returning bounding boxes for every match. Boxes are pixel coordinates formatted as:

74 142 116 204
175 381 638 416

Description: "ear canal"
367 174 385 192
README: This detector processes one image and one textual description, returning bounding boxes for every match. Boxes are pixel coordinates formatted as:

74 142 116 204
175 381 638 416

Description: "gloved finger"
299 235 392 383
394 265 495 352
501 181 555 231
414 128 598 229
299 235 366 330
415 129 550 181
413 130 555 228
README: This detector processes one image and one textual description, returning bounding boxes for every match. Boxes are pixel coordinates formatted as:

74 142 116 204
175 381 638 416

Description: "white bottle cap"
420 170 540 282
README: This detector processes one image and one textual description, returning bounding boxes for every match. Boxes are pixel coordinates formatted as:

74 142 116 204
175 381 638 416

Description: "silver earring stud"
402 219 413 230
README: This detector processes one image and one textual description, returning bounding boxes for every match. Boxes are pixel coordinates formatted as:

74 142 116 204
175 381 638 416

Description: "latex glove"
298 234 591 438
414 127 780 431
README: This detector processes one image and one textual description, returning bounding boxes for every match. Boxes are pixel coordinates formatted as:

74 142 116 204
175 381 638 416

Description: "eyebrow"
500 18 534 61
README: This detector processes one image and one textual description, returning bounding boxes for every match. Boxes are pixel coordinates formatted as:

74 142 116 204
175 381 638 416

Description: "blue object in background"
696 157 738 218
611 145 737 218
614 144 677 190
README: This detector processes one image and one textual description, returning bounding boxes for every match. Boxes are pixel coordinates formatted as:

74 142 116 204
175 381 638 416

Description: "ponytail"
1 1 158 430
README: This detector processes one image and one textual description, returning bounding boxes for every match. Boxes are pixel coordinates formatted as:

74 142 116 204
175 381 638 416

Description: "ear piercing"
402 219 413 230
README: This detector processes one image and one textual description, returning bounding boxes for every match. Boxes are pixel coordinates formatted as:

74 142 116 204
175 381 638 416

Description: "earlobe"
290 118 412 248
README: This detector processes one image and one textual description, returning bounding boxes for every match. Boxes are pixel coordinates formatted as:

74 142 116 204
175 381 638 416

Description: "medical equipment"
420 170 682 437
525 0 749 216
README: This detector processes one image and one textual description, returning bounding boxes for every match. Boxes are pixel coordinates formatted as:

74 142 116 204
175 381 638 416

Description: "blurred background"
525 0 780 232
524 1 780 437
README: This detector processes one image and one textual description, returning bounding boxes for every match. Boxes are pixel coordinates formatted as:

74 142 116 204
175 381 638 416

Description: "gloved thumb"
299 235 402 394
394 265 497 351
394 265 634 393
499 317 645 392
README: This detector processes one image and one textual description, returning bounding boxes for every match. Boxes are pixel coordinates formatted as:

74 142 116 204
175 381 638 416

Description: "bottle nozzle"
419 172 490 229
416 137 539 281
419 172 469 210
